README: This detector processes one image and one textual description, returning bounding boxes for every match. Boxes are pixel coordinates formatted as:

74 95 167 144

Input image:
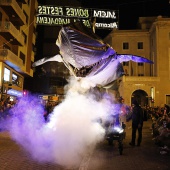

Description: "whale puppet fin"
116 54 153 64
32 54 63 67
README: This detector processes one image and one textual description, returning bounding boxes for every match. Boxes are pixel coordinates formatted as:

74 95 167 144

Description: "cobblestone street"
0 120 170 170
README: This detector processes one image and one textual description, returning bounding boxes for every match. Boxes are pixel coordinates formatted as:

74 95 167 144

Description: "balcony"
0 49 24 72
123 76 160 82
0 0 26 25
20 66 33 77
0 21 24 45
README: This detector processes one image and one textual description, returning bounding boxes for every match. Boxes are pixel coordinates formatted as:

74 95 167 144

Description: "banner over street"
36 6 119 29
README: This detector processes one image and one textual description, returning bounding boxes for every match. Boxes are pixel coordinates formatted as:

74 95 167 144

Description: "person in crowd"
155 125 170 147
117 96 130 127
164 104 170 115
143 105 149 121
153 114 170 155
128 100 144 146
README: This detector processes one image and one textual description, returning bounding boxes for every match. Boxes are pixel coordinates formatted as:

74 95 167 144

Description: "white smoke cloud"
8 77 118 167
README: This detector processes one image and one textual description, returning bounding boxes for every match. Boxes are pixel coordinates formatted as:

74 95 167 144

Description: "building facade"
0 0 38 101
104 16 170 107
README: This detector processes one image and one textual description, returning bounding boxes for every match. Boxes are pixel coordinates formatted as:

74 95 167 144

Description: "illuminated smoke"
6 77 119 167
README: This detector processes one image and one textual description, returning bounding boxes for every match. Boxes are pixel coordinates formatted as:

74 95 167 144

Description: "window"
22 31 27 44
4 68 10 82
123 62 129 66
151 87 154 100
33 44 37 52
0 11 2 23
123 42 129 50
166 95 170 105
138 74 144 76
138 42 143 49
23 10 28 24
12 73 18 85
20 51 25 64
138 62 144 76
138 63 143 66
12 73 23 87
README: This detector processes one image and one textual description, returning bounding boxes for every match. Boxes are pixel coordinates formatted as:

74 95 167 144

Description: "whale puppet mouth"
68 54 114 77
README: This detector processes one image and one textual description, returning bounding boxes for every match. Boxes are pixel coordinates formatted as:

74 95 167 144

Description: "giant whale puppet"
4 22 154 166
32 21 153 89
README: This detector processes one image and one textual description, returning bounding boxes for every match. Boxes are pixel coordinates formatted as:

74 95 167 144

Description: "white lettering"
95 22 118 29
36 6 119 29
66 7 89 18
93 10 116 18
46 6 51 14
58 7 63 15
38 6 42 14
42 6 46 15
82 19 91 27
37 6 63 16
36 16 70 25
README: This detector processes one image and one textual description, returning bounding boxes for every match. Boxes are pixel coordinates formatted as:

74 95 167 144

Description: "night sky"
80 0 170 37
80 0 169 28
37 0 170 38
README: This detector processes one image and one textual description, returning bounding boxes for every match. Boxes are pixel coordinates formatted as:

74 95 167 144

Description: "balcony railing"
0 49 24 70
123 76 160 82
0 21 24 45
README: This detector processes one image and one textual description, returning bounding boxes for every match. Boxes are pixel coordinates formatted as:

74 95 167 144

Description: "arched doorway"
131 90 148 107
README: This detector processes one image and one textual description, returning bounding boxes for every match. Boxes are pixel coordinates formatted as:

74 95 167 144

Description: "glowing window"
4 68 10 81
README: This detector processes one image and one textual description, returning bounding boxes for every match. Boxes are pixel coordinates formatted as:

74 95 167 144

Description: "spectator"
164 104 170 115
128 100 144 146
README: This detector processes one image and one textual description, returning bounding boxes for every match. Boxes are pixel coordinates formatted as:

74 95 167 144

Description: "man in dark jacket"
129 100 144 146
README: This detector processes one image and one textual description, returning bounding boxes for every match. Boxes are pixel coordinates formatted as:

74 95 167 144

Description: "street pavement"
87 120 170 170
0 119 170 170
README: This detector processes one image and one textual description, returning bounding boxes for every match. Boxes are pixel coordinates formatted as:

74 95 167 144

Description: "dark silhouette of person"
129 100 144 146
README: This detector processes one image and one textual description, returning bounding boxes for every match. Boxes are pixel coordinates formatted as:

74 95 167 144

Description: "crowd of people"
150 104 170 155
119 98 170 155
0 96 58 123
0 95 170 155
0 97 16 120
